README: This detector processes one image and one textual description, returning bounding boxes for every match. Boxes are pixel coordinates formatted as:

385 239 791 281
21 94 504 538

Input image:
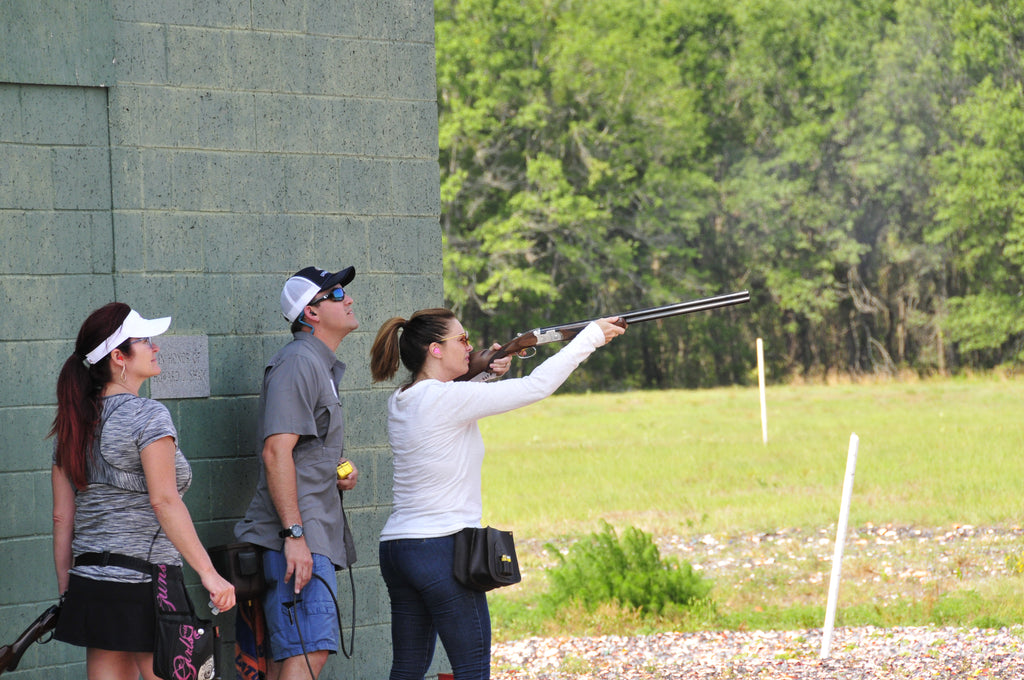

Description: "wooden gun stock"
0 604 60 675
459 332 544 381
457 290 749 381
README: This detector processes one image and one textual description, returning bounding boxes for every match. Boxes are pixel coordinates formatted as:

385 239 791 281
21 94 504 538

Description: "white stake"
820 433 859 658
756 338 767 444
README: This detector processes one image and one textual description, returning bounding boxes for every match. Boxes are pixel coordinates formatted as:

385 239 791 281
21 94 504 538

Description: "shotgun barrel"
458 290 750 380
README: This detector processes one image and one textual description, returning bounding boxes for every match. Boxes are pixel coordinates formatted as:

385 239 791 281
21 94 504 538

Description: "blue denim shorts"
262 549 339 661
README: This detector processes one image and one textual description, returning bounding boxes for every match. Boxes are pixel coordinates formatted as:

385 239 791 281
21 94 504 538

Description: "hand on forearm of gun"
485 343 513 378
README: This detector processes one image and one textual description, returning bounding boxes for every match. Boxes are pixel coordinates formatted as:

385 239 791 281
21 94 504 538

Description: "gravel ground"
493 524 1024 678
492 626 1024 679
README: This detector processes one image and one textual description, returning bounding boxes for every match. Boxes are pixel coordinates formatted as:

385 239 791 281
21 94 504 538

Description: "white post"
820 433 859 658
756 338 767 444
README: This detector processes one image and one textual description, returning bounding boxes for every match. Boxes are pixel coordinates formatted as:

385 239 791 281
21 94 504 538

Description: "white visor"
84 310 172 365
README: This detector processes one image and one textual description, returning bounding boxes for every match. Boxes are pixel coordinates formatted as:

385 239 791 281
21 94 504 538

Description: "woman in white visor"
49 302 235 680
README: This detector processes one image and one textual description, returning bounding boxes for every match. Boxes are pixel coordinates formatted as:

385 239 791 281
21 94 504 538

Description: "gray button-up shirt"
235 331 355 568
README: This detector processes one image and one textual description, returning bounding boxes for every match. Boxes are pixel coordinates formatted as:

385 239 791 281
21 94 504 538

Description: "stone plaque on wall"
150 335 210 399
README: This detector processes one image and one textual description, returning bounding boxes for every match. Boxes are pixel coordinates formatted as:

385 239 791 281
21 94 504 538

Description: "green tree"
927 1 1024 364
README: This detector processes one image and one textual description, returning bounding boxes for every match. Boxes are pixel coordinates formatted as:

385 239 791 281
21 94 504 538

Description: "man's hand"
336 457 358 491
283 536 314 594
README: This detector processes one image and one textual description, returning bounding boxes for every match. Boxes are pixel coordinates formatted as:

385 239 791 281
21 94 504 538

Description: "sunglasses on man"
309 288 347 305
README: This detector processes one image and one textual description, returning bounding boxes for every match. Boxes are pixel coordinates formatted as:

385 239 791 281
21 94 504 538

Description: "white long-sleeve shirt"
379 321 606 541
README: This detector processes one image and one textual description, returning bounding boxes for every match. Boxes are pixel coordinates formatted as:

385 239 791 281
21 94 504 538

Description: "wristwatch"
279 524 304 539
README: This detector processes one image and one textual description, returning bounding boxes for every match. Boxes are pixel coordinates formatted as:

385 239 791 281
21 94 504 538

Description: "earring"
120 364 127 384
432 348 441 356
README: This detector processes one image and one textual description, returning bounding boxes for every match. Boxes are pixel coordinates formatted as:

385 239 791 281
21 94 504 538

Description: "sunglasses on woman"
438 332 470 347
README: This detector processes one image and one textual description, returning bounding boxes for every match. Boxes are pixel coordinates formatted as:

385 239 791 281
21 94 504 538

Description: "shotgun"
458 290 750 381
0 604 60 675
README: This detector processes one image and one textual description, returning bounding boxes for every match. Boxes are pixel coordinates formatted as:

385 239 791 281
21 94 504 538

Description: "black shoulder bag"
151 562 217 680
452 526 522 591
74 552 216 680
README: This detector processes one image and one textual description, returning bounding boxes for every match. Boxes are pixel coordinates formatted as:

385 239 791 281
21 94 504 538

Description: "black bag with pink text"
151 563 216 680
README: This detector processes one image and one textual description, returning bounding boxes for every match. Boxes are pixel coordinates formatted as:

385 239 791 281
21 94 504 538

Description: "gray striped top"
62 393 192 583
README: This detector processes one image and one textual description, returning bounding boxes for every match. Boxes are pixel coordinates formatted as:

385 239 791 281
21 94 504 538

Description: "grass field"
477 374 1024 639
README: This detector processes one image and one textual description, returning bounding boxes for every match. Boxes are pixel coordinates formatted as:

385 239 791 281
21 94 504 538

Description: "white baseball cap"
85 309 172 365
280 266 355 323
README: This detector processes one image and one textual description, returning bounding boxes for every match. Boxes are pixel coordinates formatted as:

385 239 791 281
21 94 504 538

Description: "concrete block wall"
0 1 441 678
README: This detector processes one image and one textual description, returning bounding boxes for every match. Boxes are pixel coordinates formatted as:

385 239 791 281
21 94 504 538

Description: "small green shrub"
542 520 712 616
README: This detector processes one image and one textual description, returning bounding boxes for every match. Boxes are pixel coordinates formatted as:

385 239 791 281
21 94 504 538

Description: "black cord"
286 597 317 680
285 567 355 677
337 489 356 659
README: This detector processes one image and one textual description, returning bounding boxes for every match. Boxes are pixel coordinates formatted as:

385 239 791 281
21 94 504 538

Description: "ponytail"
370 317 405 382
49 303 131 489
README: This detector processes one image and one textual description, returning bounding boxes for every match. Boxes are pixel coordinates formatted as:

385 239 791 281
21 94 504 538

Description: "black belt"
74 551 152 574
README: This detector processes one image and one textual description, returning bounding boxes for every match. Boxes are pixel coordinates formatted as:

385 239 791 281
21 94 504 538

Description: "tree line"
435 0 1024 389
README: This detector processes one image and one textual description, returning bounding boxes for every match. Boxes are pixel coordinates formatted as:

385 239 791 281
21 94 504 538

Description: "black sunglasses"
309 288 346 305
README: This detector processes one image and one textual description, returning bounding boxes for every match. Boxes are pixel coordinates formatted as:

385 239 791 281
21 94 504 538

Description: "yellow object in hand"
337 461 353 479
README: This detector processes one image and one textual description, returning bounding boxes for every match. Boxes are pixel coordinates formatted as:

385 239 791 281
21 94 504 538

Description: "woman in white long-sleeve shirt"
369 307 625 680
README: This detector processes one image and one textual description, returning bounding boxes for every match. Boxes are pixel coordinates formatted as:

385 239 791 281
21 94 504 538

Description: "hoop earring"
120 364 127 384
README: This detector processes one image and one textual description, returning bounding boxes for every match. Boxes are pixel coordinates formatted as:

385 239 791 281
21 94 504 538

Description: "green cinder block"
0 0 114 86
18 86 108 146
138 148 175 210
172 150 233 212
52 147 112 211
2 146 54 210
379 100 439 159
228 152 288 213
385 0 437 43
283 154 340 214
0 473 48 539
197 92 258 151
368 217 441 274
0 85 24 142
386 42 437 101
252 0 308 33
109 146 144 209
112 23 168 84
0 276 115 344
339 158 391 215
165 25 231 89
0 408 54 471
389 160 441 216
5 210 111 274
0 537 60 604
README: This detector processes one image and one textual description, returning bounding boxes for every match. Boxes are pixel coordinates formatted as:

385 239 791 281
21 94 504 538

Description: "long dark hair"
370 308 456 384
49 302 134 489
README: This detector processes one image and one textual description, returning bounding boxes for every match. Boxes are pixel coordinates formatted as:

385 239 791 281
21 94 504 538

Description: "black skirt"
54 574 156 652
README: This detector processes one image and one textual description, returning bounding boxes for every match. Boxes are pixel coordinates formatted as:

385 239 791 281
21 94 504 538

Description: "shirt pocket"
318 398 345 454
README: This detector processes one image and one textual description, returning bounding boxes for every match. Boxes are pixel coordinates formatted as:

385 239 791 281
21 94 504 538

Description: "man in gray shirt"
236 265 359 680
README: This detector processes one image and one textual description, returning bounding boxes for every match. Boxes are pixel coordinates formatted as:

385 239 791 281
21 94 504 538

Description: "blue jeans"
379 534 490 680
